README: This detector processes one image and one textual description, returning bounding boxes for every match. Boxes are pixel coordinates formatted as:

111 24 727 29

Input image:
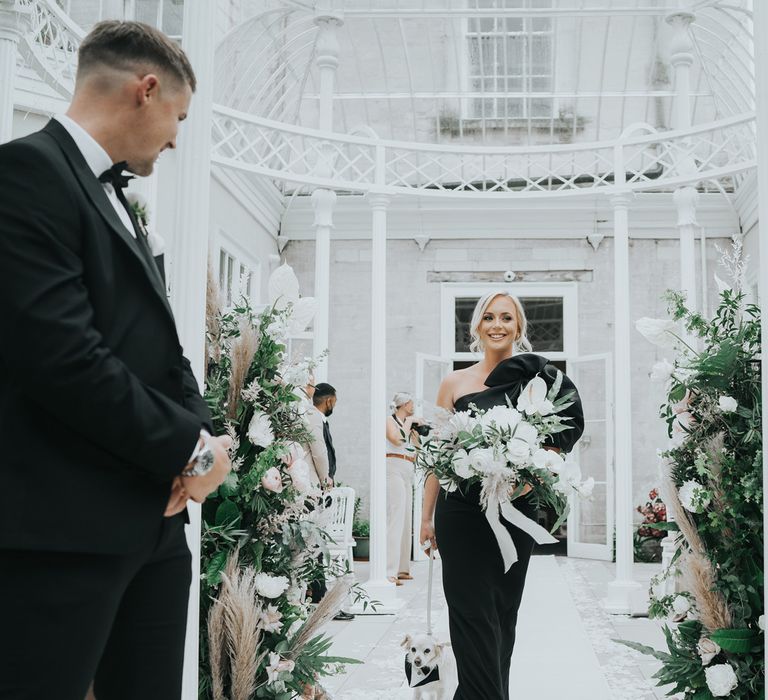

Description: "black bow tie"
98 161 134 190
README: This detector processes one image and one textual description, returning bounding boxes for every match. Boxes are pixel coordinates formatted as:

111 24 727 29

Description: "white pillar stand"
0 1 30 144
604 190 642 614
674 186 699 312
753 0 768 680
171 3 217 697
311 188 334 382
353 191 402 614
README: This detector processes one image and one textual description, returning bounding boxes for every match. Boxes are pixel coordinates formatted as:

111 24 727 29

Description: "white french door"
566 353 615 561
412 353 453 562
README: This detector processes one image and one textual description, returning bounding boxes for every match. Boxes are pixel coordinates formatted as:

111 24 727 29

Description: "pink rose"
261 467 284 493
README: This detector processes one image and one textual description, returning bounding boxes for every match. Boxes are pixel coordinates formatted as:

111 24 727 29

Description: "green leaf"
204 549 229 587
215 499 241 528
218 471 240 498
650 521 680 532
709 627 761 653
613 639 672 662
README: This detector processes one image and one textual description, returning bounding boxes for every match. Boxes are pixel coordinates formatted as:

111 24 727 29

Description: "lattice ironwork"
211 106 756 199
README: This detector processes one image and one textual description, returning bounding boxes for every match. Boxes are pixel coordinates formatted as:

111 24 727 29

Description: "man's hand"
164 476 189 517
180 434 233 504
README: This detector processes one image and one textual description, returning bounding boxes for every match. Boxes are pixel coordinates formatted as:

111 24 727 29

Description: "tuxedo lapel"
41 120 174 319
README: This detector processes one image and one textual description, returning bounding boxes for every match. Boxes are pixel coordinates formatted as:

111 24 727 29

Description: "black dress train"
435 354 584 700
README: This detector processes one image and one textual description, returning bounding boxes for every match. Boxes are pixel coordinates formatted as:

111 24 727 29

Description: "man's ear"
400 635 412 649
137 73 160 105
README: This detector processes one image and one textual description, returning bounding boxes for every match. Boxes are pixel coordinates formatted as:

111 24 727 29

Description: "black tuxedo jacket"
0 120 212 554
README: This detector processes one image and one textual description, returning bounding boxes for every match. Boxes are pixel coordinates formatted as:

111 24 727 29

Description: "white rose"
718 396 738 413
650 359 674 383
506 438 531 466
758 615 765 631
705 663 738 697
679 480 711 513
248 411 275 448
512 421 539 446
255 573 290 599
451 449 474 479
517 375 555 416
672 595 691 616
532 448 565 473
468 447 506 475
447 410 476 437
697 638 721 666
480 405 522 433
635 317 679 348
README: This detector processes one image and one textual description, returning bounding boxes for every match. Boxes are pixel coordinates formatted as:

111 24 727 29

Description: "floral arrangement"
620 240 763 699
200 264 359 700
637 488 668 539
414 374 593 570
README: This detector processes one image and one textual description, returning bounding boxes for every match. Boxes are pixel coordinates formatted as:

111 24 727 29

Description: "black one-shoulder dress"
435 354 584 700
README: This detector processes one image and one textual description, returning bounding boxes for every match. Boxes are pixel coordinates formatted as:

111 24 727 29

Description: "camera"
503 270 515 282
411 421 432 437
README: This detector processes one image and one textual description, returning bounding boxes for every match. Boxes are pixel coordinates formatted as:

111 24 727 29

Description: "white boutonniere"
125 191 166 256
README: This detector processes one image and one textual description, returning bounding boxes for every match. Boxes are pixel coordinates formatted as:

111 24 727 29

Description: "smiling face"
477 294 519 353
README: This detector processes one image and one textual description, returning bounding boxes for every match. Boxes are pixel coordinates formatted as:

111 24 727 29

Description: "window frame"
214 228 262 310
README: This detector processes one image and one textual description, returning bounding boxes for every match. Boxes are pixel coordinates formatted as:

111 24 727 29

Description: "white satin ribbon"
484 498 559 572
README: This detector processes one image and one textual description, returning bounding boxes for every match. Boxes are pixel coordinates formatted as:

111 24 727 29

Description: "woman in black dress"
419 292 584 700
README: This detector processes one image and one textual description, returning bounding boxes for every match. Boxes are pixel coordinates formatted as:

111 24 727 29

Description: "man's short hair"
77 20 196 91
312 383 336 404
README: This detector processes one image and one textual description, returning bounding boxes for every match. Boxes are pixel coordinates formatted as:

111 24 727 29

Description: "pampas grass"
288 575 353 657
226 323 259 419
207 597 227 700
206 264 222 370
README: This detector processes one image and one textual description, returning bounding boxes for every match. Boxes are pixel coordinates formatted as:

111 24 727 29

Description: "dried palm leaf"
207 597 227 700
226 323 258 419
288 575 353 657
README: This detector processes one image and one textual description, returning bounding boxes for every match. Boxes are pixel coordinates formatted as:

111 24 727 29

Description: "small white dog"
401 633 458 700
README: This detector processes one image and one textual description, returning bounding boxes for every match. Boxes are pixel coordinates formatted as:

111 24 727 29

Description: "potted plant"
633 488 667 563
352 519 370 561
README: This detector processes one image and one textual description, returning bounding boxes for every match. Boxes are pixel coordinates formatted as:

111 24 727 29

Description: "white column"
0 1 30 144
358 190 401 613
753 0 768 681
170 3 216 697
604 190 642 614
674 187 699 312
310 4 342 381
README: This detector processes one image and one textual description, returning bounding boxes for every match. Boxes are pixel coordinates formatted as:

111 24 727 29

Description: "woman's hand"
420 520 437 555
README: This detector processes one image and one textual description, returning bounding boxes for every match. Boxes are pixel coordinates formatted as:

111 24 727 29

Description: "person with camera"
385 392 428 585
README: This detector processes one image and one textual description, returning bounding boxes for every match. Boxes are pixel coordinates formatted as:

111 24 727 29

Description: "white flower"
672 595 691 616
759 615 765 631
286 297 316 335
650 359 674 383
439 475 459 493
286 619 304 639
261 467 284 494
506 438 531 466
697 637 721 666
705 663 738 697
480 405 522 433
268 264 300 310
532 448 564 473
255 573 290 599
679 480 711 513
266 652 295 683
124 190 148 211
448 410 476 436
467 447 506 475
451 449 474 479
248 411 275 448
718 396 738 413
266 315 289 342
285 584 305 606
280 362 312 388
635 317 678 348
512 421 539 446
553 458 593 499
286 459 312 493
259 605 284 633
517 376 555 416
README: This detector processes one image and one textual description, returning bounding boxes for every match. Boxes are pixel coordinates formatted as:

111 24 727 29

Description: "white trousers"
386 457 414 578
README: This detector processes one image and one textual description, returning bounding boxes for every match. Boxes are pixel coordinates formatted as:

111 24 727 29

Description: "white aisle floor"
321 555 672 700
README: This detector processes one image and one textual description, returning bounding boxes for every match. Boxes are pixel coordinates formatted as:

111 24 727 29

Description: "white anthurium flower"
286 296 316 335
697 638 721 666
506 438 532 466
266 652 295 683
452 449 474 479
635 317 679 349
255 573 290 599
247 410 275 448
718 396 738 413
532 448 565 474
517 375 555 416
480 405 523 433
512 421 539 446
672 595 691 616
268 263 300 310
650 358 674 383
705 663 738 697
679 480 711 513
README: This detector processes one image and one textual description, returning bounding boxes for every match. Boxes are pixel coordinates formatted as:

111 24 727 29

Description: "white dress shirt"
54 114 137 239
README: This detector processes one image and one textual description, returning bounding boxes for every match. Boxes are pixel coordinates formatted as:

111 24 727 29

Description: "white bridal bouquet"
415 372 593 571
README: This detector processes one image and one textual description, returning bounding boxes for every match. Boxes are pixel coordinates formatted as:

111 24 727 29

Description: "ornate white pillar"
311 3 343 381
604 190 642 614
0 1 30 144
753 0 768 677
673 186 699 313
171 2 216 696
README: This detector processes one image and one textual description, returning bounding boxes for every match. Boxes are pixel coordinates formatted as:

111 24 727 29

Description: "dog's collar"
405 658 440 688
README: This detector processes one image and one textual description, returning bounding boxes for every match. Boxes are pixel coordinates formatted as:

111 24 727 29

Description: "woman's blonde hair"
469 292 532 354
390 392 413 413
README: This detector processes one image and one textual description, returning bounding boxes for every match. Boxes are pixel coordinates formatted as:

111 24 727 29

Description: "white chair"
326 486 356 573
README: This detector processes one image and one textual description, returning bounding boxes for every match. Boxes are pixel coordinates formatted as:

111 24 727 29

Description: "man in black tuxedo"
0 21 232 700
